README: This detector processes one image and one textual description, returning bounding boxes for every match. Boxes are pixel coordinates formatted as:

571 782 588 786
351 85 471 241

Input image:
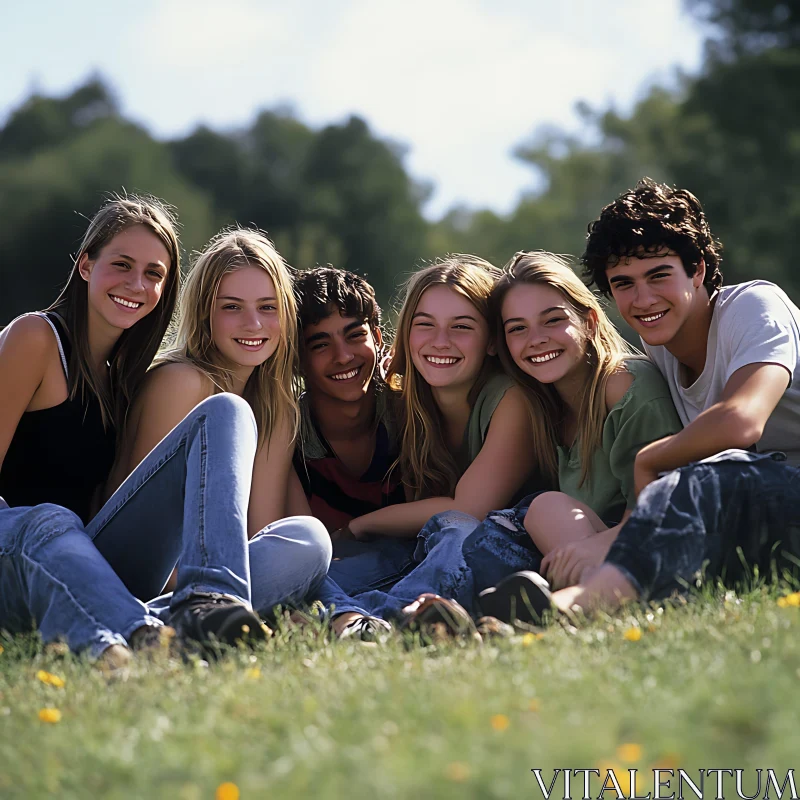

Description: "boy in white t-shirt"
507 178 800 618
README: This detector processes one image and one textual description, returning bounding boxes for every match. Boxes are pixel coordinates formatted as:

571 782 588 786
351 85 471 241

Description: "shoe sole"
478 571 552 625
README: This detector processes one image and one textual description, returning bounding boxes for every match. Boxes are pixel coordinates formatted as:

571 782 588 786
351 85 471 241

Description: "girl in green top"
492 251 682 590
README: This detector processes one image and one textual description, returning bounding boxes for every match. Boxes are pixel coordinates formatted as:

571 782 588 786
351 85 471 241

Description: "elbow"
723 406 766 450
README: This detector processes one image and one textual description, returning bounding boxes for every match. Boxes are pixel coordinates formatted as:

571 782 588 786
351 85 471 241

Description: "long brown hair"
491 251 636 487
386 255 501 499
157 228 299 447
48 193 181 431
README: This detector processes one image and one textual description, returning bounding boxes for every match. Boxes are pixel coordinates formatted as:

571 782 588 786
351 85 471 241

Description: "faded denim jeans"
606 450 800 600
314 496 544 621
0 394 331 656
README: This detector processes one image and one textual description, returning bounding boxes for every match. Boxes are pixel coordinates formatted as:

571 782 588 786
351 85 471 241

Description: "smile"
424 355 461 366
330 366 361 381
110 295 143 310
235 338 266 347
527 350 563 364
636 310 668 324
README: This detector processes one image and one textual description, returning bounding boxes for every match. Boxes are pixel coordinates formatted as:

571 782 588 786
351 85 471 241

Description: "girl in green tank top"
336 255 537 543
492 252 682 589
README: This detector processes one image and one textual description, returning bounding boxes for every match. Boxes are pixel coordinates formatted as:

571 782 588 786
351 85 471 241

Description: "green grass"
2 587 800 800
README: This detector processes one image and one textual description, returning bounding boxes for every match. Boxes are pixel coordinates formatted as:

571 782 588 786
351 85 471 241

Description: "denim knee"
281 516 332 578
193 392 257 438
18 504 85 554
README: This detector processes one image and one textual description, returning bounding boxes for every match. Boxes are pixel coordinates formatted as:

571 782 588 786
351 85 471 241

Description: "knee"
19 504 84 551
524 491 565 528
196 393 257 437
283 516 333 576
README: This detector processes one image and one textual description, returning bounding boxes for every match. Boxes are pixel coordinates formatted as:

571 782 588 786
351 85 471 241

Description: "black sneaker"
166 593 271 654
478 571 553 625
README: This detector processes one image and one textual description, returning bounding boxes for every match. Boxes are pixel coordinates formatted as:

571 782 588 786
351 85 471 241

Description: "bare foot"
552 565 638 614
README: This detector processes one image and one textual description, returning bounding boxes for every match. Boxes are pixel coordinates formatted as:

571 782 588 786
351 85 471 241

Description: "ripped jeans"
313 496 544 621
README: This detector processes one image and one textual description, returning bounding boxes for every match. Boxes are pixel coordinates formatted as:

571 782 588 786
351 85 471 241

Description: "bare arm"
634 362 790 495
0 316 55 470
105 363 211 495
286 467 313 518
348 387 537 539
247 416 295 537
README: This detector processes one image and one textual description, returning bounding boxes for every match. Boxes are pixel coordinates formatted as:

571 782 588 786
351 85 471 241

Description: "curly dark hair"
294 266 381 332
581 178 723 295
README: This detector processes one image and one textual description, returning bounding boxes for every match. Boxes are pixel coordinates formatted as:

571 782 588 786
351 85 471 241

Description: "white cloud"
1 0 704 217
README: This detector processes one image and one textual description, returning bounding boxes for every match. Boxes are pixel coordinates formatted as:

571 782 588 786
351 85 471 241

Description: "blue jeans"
606 450 800 600
328 538 417 594
314 498 543 621
0 499 159 659
0 394 331 655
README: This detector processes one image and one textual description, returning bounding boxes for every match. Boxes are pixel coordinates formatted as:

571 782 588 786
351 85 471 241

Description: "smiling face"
502 283 591 388
79 224 171 332
211 266 282 372
606 252 705 347
302 310 382 403
408 284 493 392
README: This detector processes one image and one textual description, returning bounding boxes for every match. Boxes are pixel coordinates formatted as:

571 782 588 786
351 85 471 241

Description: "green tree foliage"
1 0 797 323
0 83 215 322
430 0 800 300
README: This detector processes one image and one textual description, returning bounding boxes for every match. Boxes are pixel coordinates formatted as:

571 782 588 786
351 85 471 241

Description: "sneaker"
166 593 272 654
478 571 553 625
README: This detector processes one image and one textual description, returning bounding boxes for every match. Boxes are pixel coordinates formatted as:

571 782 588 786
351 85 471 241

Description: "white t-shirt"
643 280 800 465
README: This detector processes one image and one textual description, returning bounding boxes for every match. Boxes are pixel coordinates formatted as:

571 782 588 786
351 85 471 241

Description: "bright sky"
1 0 705 218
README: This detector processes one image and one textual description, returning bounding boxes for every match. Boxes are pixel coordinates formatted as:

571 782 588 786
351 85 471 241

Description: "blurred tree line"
1 0 798 324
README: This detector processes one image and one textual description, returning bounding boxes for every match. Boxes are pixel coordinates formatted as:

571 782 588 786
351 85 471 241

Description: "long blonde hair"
158 228 299 447
49 193 181 431
491 251 636 488
386 255 501 499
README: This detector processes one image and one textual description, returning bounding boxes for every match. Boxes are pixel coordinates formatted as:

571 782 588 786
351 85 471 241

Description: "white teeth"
236 339 265 346
331 368 359 381
528 351 561 364
639 311 667 323
425 356 459 365
111 295 142 309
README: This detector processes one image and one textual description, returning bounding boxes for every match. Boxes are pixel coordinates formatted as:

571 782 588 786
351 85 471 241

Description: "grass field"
2 585 800 800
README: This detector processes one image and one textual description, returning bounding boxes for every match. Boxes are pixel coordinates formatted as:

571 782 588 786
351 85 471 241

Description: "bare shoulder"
0 314 58 357
0 315 59 381
496 384 530 418
137 362 213 408
605 367 636 412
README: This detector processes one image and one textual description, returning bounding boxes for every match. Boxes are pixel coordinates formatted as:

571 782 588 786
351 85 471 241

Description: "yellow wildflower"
244 667 261 680
0 645 4 655
616 743 643 763
38 708 62 723
652 752 681 770
446 762 471 782
623 627 642 642
36 670 65 688
778 597 789 608
215 782 240 800
596 761 642 796
521 633 536 647
778 592 800 608
491 713 510 732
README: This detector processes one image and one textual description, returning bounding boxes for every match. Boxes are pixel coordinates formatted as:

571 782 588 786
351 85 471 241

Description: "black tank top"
0 313 116 523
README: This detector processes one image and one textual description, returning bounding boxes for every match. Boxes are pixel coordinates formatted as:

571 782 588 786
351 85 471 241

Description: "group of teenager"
2 177 800 667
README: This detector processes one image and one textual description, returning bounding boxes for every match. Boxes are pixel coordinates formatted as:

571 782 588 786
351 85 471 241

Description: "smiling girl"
97 228 330 643
477 251 682 620
0 194 182 663
338 255 536 539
